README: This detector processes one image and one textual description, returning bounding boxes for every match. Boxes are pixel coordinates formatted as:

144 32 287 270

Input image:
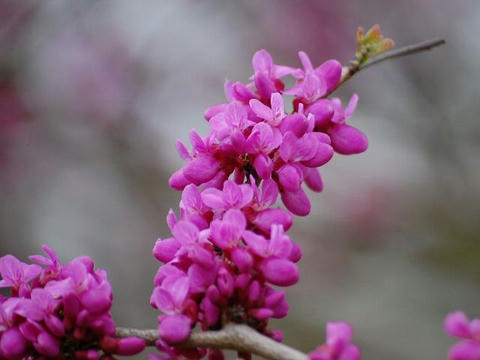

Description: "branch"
333 38 446 93
116 324 309 360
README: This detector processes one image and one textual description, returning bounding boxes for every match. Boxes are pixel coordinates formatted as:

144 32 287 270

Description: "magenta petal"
253 208 293 234
303 167 323 192
254 153 273 180
200 297 220 327
172 221 199 244
327 322 353 345
328 124 368 155
316 60 342 93
250 308 274 320
159 314 192 343
34 332 60 357
231 247 253 272
281 188 311 216
45 314 65 337
255 72 276 100
201 188 225 210
308 99 334 128
260 258 299 286
188 263 215 293
242 230 269 257
169 169 190 190
153 238 181 263
301 142 333 168
0 327 26 358
252 49 273 73
115 337 146 356
298 51 314 72
183 156 219 185
448 341 480 360
217 266 234 297
445 311 472 338
338 344 361 360
345 93 359 118
279 114 308 137
249 99 272 122
278 164 302 192
80 282 112 315
150 288 175 313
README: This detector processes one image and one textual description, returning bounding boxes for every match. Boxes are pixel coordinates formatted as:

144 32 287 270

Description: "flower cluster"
152 49 366 359
309 322 360 360
0 245 145 359
445 311 480 360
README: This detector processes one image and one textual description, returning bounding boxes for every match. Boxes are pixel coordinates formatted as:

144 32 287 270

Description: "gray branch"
332 38 446 93
116 324 309 360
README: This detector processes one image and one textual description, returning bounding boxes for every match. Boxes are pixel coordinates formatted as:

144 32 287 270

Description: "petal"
253 208 293 234
171 276 190 309
254 153 273 180
448 341 480 360
270 93 285 120
260 179 279 207
345 93 359 118
301 143 334 168
303 167 323 192
252 49 273 73
34 332 60 357
445 311 472 339
169 169 190 191
0 327 26 358
188 263 215 293
172 221 199 244
249 99 273 122
298 51 314 72
338 344 361 360
242 230 269 257
327 124 368 155
281 187 311 216
278 164 303 192
175 140 191 160
115 337 146 356
183 156 219 185
153 238 181 263
307 99 334 128
327 322 353 345
260 258 299 286
316 60 342 93
150 288 175 313
159 314 192 343
238 184 254 208
201 188 225 210
255 72 276 100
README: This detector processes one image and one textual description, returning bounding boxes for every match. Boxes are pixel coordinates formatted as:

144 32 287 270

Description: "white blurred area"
1 1 480 359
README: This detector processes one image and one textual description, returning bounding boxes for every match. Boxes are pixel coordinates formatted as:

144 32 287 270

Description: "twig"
332 38 446 93
116 324 309 360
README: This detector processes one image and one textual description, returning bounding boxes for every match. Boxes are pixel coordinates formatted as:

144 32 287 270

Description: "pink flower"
326 94 368 155
309 322 361 360
285 51 342 103
445 311 480 360
0 255 41 297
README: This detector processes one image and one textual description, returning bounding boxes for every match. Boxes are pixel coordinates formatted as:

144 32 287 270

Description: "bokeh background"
1 1 479 359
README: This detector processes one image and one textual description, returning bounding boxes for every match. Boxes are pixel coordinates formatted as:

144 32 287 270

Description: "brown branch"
331 38 446 94
116 324 309 360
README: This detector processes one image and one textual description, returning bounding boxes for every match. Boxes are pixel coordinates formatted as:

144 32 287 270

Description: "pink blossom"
445 311 480 360
309 322 361 360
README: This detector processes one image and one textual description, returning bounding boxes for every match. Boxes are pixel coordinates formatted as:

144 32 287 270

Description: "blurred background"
1 1 479 358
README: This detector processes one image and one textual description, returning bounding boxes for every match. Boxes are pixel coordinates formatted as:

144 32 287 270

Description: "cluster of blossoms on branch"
0 26 452 360
0 246 145 359
151 48 364 359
